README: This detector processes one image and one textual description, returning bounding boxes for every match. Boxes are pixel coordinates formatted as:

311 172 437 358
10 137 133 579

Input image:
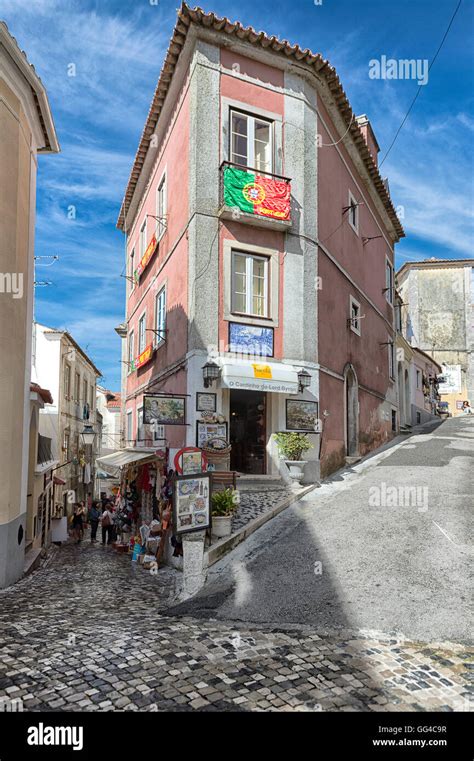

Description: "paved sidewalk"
0 541 471 712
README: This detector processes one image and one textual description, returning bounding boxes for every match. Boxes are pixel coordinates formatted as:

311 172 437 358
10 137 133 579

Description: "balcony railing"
37 435 52 465
219 161 292 229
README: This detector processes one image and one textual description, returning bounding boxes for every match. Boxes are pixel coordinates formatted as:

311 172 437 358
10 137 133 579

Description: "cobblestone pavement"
0 541 472 712
231 488 294 534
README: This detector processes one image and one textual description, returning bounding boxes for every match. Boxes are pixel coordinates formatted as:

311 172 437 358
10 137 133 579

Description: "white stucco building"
0 23 59 588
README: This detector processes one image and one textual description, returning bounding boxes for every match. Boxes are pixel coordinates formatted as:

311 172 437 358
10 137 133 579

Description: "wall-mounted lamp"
80 424 96 447
202 361 220 389
297 369 312 393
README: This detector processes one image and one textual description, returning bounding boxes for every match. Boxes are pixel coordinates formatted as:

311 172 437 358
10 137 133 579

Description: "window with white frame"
385 261 394 304
349 296 361 335
230 110 273 173
126 410 133 444
152 422 165 442
138 313 147 353
156 175 167 240
128 330 134 367
388 340 395 379
139 219 147 257
348 191 359 234
232 251 269 317
137 406 144 441
416 370 421 389
155 286 166 345
63 431 70 459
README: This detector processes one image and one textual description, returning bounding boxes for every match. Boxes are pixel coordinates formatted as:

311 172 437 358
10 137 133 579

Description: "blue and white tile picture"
229 323 274 357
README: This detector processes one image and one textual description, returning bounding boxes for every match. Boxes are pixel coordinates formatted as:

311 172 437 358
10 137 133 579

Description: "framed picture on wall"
286 400 320 432
143 395 186 426
196 421 228 448
196 392 217 413
228 322 274 357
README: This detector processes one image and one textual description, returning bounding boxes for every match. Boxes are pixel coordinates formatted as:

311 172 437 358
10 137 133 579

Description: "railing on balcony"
219 161 292 226
37 434 52 465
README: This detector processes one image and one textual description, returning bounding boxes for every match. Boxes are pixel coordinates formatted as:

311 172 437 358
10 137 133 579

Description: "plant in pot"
211 488 239 539
274 432 313 486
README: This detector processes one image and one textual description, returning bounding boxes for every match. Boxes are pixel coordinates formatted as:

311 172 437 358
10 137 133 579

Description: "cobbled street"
0 418 472 713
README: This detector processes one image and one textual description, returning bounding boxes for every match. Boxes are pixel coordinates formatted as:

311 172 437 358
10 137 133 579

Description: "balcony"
219 162 292 231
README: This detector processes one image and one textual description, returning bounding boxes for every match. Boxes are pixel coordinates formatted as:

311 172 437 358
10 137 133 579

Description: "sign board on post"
173 473 211 535
438 365 462 395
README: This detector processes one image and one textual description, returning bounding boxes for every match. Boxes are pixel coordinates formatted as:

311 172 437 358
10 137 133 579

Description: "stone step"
235 475 286 492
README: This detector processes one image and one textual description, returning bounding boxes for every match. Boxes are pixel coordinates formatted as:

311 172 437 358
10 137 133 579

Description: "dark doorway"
230 390 266 474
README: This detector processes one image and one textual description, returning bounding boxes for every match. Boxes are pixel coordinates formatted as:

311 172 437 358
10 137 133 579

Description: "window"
128 331 134 367
90 384 94 410
138 313 147 353
230 110 273 173
155 287 166 344
63 432 70 460
152 422 165 441
126 411 133 444
385 261 394 304
416 370 421 389
391 410 397 432
74 372 80 402
416 412 421 424
139 219 147 257
64 364 71 398
395 302 402 332
137 406 144 441
348 191 359 234
83 379 88 403
156 175 167 240
232 251 268 317
388 340 395 379
349 296 361 336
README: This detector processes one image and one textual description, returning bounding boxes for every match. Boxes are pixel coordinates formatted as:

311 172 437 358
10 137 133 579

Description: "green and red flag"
223 166 291 222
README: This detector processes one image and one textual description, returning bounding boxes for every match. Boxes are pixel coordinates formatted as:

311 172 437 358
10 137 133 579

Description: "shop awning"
219 360 299 394
96 449 156 469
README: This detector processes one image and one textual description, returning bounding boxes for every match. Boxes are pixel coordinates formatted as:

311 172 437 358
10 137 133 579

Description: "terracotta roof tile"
117 3 404 240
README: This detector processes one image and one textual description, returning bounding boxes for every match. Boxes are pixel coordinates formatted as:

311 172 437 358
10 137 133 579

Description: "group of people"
70 498 117 546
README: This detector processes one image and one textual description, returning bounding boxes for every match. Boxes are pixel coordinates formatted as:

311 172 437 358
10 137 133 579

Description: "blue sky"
3 0 473 389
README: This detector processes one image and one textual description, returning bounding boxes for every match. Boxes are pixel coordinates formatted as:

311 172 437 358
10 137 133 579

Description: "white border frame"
348 190 359 235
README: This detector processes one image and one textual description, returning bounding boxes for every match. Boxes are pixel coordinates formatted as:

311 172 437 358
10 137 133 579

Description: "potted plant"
274 432 313 485
211 488 239 538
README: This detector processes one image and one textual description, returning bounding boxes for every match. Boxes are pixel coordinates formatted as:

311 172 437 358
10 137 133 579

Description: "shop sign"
143 394 186 426
133 343 154 371
134 234 158 283
223 165 291 221
173 473 211 535
438 365 461 395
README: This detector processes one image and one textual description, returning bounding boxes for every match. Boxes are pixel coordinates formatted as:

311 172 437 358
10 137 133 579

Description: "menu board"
173 474 211 535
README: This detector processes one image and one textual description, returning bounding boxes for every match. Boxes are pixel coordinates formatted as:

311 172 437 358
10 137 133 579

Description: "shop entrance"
229 390 267 474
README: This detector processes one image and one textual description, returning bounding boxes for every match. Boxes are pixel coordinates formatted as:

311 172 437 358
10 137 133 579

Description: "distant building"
32 324 102 515
96 387 122 454
397 259 474 417
0 23 59 588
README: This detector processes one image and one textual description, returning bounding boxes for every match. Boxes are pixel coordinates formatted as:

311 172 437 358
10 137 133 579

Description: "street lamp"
298 369 312 393
202 361 220 389
80 424 96 447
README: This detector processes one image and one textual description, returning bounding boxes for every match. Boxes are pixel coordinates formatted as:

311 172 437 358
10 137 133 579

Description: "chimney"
356 115 380 168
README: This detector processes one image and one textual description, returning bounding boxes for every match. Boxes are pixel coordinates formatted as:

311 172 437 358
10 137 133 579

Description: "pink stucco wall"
317 96 395 474
124 85 190 448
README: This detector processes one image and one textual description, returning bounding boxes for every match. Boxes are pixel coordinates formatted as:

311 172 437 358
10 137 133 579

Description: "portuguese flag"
223 166 291 221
